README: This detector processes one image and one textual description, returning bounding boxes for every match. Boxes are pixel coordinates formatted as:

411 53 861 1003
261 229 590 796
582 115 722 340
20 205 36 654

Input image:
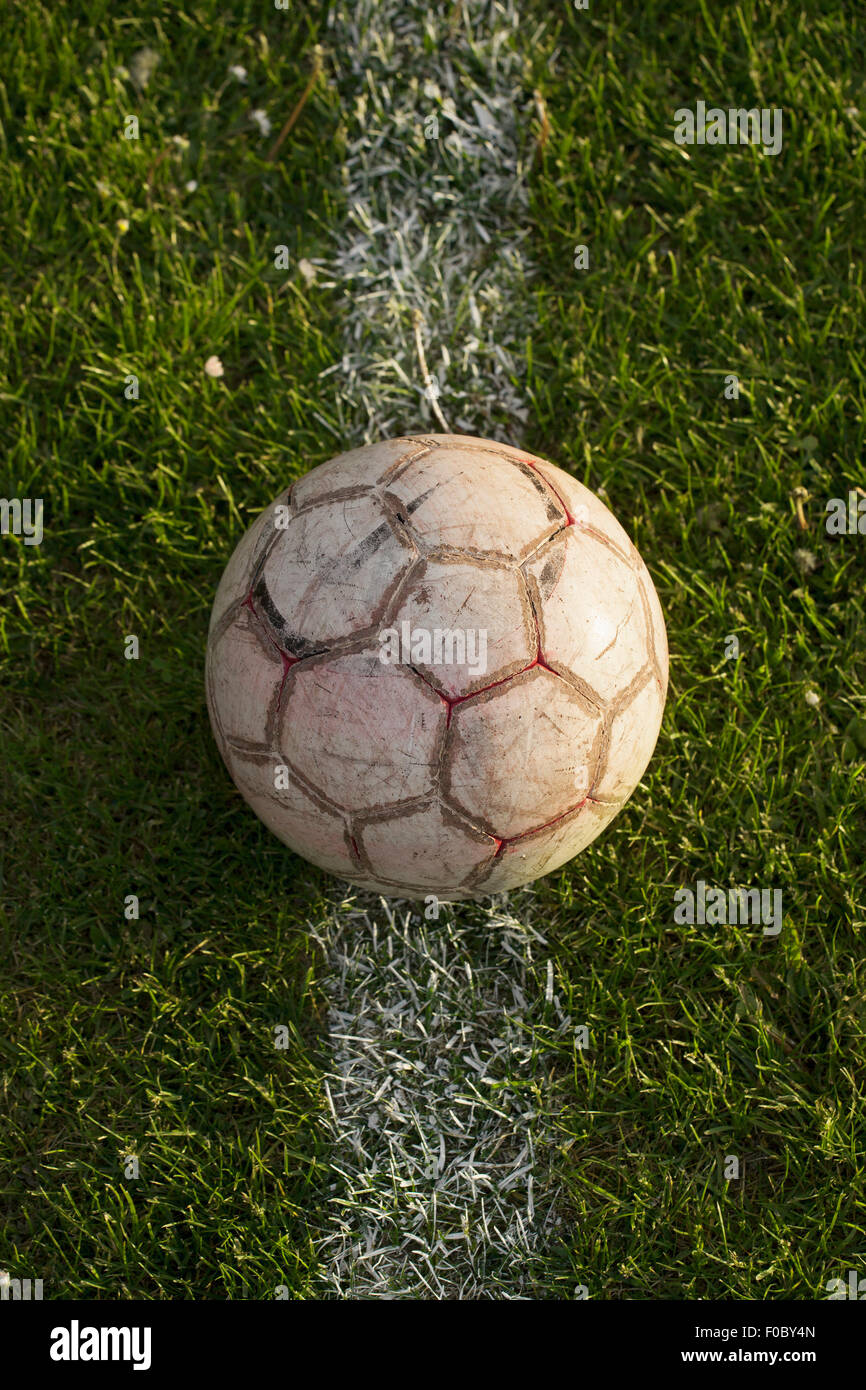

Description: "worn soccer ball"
206 434 668 900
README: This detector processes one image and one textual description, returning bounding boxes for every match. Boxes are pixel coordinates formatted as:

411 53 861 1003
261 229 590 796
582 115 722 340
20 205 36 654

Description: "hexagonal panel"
524 531 649 702
207 490 291 636
257 493 415 649
594 672 665 805
384 445 564 560
228 753 359 876
206 607 285 750
442 666 602 839
291 438 428 510
282 650 447 813
386 558 536 699
357 800 497 889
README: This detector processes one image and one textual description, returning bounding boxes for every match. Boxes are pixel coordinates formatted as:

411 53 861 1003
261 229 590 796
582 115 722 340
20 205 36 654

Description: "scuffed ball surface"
206 435 668 898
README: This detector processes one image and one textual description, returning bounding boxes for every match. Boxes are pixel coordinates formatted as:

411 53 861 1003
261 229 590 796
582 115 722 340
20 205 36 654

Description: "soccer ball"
206 434 668 900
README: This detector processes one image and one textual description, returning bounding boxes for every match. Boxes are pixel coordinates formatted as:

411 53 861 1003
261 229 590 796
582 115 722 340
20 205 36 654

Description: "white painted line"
313 0 559 1298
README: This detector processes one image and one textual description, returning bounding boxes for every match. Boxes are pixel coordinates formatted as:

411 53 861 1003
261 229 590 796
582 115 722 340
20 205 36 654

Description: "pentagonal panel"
282 651 447 812
442 666 602 839
384 445 564 560
206 607 285 750
358 801 496 889
291 438 427 510
257 493 415 649
207 491 291 636
386 558 536 699
471 798 622 894
525 531 649 703
594 672 665 805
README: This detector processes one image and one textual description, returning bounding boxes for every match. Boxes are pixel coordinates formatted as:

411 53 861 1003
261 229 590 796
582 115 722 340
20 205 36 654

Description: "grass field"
1 0 864 1299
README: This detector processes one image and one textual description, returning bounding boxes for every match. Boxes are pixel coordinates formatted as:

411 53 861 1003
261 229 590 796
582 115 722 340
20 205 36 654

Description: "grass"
1 0 864 1299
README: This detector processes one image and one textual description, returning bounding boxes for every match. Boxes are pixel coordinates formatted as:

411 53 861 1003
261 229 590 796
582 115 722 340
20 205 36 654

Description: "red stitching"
496 795 591 854
414 650 558 726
